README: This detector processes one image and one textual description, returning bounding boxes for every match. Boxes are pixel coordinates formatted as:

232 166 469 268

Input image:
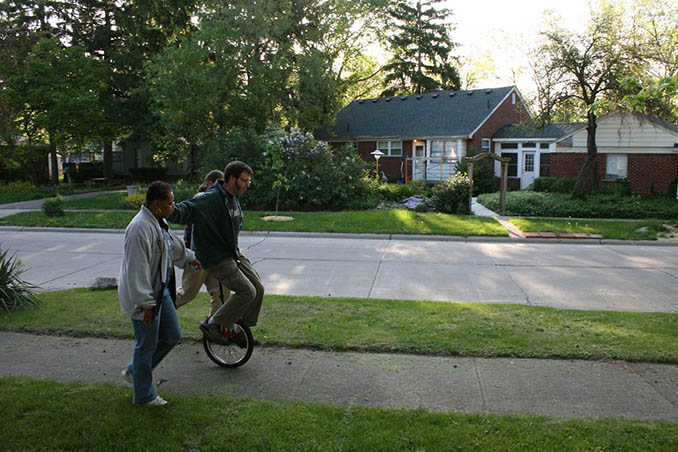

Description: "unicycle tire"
202 320 254 368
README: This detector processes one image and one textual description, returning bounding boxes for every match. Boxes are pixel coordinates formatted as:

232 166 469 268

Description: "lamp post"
370 150 384 180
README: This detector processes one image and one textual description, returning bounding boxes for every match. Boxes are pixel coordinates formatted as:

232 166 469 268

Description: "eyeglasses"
238 176 252 185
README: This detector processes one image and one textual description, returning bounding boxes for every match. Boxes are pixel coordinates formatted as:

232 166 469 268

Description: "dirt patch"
261 215 294 222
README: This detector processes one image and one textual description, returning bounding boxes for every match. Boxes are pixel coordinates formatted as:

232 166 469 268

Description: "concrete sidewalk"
1 331 677 421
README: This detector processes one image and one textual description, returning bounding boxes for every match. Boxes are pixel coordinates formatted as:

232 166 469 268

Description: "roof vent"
401 96 407 101
416 95 422 99
466 91 473 96
485 89 492 94
449 92 456 97
358 100 364 104
432 93 439 99
372 99 378 103
385 97 391 102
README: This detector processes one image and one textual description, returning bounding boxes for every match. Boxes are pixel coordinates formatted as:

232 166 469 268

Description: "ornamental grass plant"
0 246 39 312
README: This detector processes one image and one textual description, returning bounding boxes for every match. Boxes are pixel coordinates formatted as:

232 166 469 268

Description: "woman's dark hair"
204 169 224 184
224 161 253 181
145 181 172 205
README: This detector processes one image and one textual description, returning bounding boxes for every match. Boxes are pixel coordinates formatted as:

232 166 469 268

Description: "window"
482 138 491 154
112 151 122 162
522 142 536 148
540 143 550 150
524 153 535 172
501 143 518 150
539 153 551 177
431 140 458 159
377 140 402 157
605 154 627 179
501 152 518 177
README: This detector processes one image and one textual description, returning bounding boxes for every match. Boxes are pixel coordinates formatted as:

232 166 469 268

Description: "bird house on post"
466 153 511 214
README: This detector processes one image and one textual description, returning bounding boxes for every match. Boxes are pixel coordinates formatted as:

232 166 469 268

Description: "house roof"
493 122 585 140
632 111 678 135
315 86 517 141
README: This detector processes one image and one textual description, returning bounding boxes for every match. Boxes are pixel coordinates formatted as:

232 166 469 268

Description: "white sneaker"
121 368 132 386
143 395 168 406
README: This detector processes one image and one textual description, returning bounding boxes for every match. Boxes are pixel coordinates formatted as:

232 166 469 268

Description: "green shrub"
477 191 678 219
431 172 472 214
42 196 64 217
530 177 577 193
0 181 35 193
123 193 145 210
414 203 429 213
378 182 431 202
457 154 498 195
0 246 39 312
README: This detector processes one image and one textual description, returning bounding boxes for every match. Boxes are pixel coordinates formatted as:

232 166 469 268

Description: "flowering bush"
262 129 373 210
199 128 375 210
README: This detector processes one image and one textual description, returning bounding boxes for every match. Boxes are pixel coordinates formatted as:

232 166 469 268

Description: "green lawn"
0 209 508 236
510 217 670 240
3 289 677 363
2 378 675 452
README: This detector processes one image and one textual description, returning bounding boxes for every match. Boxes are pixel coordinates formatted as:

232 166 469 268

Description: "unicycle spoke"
203 320 254 368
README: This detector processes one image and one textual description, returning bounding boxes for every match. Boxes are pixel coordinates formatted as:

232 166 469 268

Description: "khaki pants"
175 267 223 316
206 254 264 330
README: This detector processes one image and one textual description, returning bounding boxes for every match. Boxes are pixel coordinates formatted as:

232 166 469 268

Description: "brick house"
494 110 678 195
315 86 530 182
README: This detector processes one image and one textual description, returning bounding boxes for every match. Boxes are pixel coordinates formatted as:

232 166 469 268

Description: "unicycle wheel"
202 320 254 368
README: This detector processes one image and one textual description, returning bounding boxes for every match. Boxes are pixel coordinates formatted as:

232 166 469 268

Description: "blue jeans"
127 288 181 404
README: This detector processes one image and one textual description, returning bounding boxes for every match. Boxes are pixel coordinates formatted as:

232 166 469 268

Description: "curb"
3 226 677 246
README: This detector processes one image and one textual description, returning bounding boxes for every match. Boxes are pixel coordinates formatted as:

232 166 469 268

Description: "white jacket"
118 205 196 320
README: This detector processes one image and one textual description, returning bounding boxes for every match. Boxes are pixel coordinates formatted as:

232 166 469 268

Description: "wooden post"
468 161 474 215
500 162 508 213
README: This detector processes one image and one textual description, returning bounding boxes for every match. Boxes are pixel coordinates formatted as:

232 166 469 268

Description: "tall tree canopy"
146 0 387 169
381 0 460 96
532 4 634 197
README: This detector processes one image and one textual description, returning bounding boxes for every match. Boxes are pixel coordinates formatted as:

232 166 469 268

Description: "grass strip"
0 210 138 229
510 218 669 240
0 209 508 236
1 378 676 452
2 289 677 363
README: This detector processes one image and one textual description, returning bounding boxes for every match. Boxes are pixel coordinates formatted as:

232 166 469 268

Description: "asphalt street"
1 227 677 312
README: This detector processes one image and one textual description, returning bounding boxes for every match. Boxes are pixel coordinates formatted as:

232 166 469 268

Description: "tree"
381 0 460 96
618 0 678 122
533 5 631 198
18 39 105 185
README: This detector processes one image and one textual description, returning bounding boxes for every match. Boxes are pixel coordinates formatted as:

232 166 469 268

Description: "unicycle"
203 319 254 368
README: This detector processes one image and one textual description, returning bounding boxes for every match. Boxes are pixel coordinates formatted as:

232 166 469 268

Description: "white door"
521 151 537 189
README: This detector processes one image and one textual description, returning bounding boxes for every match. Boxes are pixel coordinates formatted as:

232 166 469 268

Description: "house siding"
572 112 678 150
472 95 531 153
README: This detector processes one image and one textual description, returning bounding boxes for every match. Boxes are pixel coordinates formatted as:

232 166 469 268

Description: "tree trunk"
572 110 598 199
103 140 113 179
49 135 59 186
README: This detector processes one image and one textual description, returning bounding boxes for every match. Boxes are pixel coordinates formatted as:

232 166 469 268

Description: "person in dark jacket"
168 161 263 346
